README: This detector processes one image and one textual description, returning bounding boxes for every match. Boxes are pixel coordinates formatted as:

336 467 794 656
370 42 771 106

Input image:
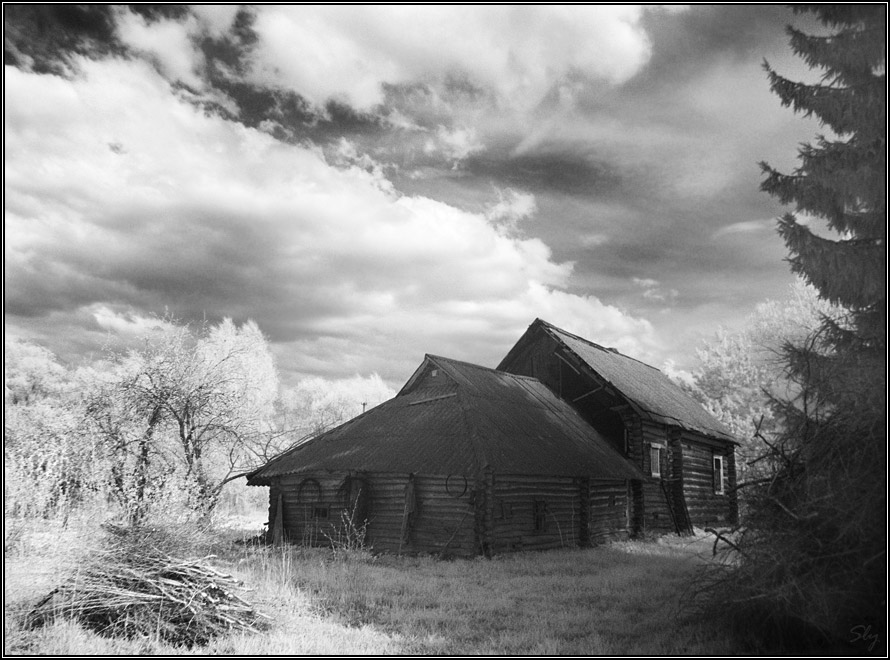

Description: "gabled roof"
499 319 735 443
247 354 643 484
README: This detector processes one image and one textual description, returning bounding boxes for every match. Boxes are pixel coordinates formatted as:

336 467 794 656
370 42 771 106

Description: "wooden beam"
559 351 618 397
554 351 580 374
407 392 457 406
573 384 604 402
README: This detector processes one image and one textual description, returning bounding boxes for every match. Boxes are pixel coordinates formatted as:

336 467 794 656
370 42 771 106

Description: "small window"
498 501 513 520
713 456 725 495
533 500 548 533
650 445 663 478
312 506 329 520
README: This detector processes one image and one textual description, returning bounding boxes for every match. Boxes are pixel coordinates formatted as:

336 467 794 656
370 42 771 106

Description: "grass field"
5 513 737 655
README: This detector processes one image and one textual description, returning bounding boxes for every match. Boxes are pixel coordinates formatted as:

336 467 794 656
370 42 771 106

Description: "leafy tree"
87 317 280 519
4 338 69 404
276 373 395 441
5 319 397 525
717 6 886 651
683 280 840 485
4 338 100 519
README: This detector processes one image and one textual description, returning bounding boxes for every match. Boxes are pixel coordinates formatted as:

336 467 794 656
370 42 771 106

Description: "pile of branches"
26 525 268 647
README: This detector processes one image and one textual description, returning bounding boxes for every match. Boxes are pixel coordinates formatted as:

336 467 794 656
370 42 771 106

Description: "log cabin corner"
497 318 739 536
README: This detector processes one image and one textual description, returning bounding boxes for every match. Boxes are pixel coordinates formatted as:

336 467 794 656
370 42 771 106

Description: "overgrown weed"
7 513 742 655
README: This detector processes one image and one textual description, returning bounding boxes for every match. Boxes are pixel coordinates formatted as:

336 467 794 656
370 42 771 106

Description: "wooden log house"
497 319 739 535
247 355 643 556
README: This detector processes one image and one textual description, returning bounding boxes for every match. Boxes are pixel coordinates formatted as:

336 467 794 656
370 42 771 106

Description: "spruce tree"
724 6 886 652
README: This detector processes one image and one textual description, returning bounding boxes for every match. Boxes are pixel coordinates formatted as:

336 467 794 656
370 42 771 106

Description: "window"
533 500 548 533
498 501 513 520
312 506 329 520
713 456 725 495
650 445 663 478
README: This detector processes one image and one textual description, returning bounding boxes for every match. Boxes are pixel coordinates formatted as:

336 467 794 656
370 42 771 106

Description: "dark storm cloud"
633 5 798 86
3 5 119 73
464 147 623 198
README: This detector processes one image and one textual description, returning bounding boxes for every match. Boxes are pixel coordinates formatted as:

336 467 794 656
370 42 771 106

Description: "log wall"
268 471 477 556
406 473 477 556
269 472 632 556
266 471 631 555
490 473 581 553
497 324 739 537
680 435 737 527
639 422 674 533
589 479 630 543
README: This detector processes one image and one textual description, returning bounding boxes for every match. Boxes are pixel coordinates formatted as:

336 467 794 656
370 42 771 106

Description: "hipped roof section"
500 319 736 443
247 354 643 485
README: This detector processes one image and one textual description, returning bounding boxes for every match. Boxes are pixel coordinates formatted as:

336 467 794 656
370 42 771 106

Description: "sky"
4 5 827 389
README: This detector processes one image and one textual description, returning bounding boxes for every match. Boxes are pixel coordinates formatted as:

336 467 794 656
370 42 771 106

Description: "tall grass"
6 513 739 655
227 532 736 655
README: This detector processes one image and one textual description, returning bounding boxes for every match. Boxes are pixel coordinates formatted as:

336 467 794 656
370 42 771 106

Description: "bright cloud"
486 188 538 236
91 304 176 337
4 57 658 384
235 6 657 110
115 9 205 90
426 126 484 163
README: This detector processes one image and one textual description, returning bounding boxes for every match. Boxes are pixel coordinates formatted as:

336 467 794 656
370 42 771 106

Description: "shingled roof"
499 319 735 442
247 354 642 485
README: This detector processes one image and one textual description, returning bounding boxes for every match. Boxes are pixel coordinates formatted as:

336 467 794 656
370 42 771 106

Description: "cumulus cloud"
632 278 678 305
425 125 484 163
115 9 205 89
633 277 660 289
189 5 242 38
91 305 176 338
661 358 694 387
485 188 537 236
244 6 656 110
4 57 658 384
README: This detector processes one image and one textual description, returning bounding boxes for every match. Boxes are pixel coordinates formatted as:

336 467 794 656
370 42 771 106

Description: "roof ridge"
535 318 661 372
532 319 735 442
427 354 541 381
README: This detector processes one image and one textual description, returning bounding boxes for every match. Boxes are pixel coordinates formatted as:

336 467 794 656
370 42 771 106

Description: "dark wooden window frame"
533 500 548 533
